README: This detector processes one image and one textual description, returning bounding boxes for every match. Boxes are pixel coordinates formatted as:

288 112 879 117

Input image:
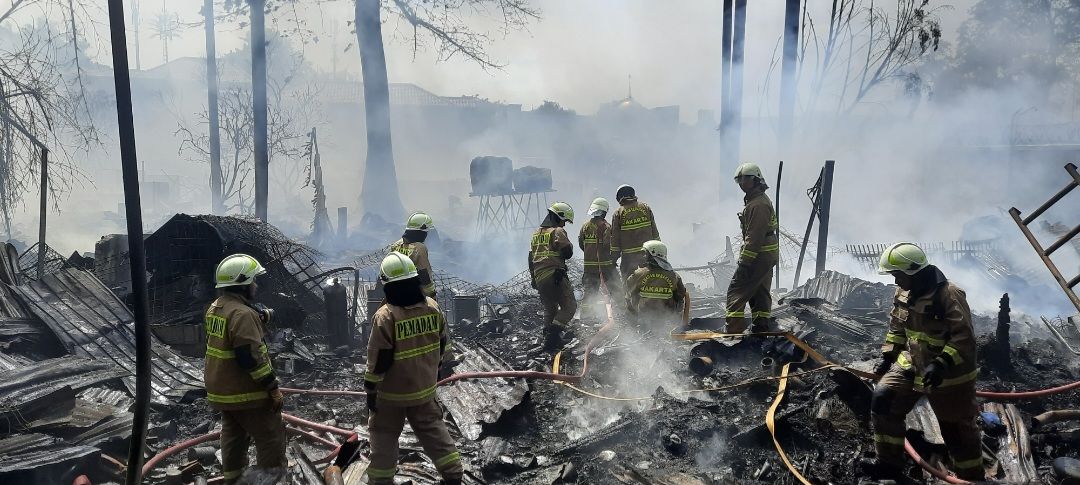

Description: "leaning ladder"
1008 162 1080 313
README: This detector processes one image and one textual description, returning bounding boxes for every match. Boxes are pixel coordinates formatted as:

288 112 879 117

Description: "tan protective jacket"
579 218 614 270
626 265 688 315
611 199 659 258
882 281 978 391
365 297 452 407
529 226 572 284
738 191 779 266
204 293 278 410
390 238 435 296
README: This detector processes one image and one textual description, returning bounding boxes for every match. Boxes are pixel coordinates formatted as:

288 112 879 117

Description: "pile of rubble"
0 215 1078 484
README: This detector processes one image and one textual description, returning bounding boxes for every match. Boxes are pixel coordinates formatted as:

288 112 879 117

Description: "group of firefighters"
201 163 984 483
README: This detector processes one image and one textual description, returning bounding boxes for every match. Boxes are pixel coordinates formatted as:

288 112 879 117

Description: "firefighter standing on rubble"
724 163 780 334
611 185 660 284
529 201 578 350
579 197 620 321
204 254 286 484
390 212 437 297
863 242 984 482
365 252 463 485
625 240 689 333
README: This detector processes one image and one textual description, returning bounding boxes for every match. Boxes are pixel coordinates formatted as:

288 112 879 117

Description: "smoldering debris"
0 217 1078 484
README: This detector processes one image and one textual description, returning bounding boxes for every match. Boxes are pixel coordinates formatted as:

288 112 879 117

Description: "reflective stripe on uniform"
915 368 978 388
380 385 437 402
583 260 613 266
533 268 556 282
622 221 653 230
752 311 771 318
873 433 905 446
640 292 672 299
223 469 243 479
394 341 440 361
905 329 945 347
435 451 461 468
250 362 273 380
726 311 746 318
761 244 779 252
533 251 560 259
953 456 983 470
206 390 269 403
622 247 645 253
942 345 963 365
897 352 913 369
206 346 235 359
885 333 907 345
367 466 397 478
364 371 384 383
741 249 758 259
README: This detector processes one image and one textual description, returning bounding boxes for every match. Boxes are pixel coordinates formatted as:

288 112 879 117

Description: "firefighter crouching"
863 242 984 482
204 254 286 484
725 163 780 334
579 197 620 322
625 240 689 335
365 252 463 485
530 201 578 350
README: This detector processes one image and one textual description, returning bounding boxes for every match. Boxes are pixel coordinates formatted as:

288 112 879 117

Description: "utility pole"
815 160 835 276
720 0 733 130
132 0 140 70
204 0 223 214
779 0 801 147
251 0 269 221
106 1 152 483
729 0 747 162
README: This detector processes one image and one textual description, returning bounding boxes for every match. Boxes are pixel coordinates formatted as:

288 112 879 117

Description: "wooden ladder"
1008 162 1080 313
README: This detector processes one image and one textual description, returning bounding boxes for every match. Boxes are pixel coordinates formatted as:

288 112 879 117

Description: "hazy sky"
122 0 976 121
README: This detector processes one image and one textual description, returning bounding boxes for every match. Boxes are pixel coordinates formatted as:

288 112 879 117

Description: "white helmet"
643 240 672 271
215 254 267 288
733 162 765 182
588 198 610 217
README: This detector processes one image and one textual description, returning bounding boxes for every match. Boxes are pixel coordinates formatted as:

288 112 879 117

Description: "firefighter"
725 163 779 334
529 201 577 350
625 240 689 333
610 185 660 284
365 252 462 485
390 212 437 297
863 243 983 482
579 197 620 321
204 254 286 484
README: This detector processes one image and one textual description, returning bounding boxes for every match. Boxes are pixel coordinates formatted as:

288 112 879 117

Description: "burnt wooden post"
815 160 834 276
37 148 47 279
997 293 1011 371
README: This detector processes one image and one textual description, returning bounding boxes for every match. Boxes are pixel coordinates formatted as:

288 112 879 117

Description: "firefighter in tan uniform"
610 185 660 283
725 163 780 334
529 202 577 350
203 254 285 484
579 198 620 321
389 212 437 297
863 243 984 482
364 252 462 485
625 240 689 334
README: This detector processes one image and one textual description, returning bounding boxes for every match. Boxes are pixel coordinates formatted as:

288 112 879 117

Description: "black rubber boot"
857 458 905 484
440 478 463 485
543 325 564 351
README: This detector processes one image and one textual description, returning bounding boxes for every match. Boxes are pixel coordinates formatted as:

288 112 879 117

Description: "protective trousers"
367 399 463 484
219 407 286 484
871 368 984 481
725 258 775 333
581 266 620 320
619 252 647 284
537 274 577 327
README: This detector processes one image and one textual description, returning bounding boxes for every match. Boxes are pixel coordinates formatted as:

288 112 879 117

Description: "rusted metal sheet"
439 342 529 441
11 269 203 402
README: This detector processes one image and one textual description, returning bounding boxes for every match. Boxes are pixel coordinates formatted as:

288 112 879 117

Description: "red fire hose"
141 431 221 476
905 440 970 484
976 379 1080 400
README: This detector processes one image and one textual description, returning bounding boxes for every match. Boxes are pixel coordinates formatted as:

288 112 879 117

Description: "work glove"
366 391 378 413
269 388 284 413
873 352 898 377
921 361 945 389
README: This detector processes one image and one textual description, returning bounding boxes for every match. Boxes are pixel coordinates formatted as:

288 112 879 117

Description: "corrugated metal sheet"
12 269 203 402
0 356 128 433
439 342 529 441
0 433 100 475
782 270 895 312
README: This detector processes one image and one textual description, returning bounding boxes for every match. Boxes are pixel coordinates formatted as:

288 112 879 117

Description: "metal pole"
250 0 268 221
729 0 747 163
792 168 822 288
720 0 733 130
106 2 152 482
37 148 47 279
779 0 800 147
815 160 835 276
774 160 782 291
204 0 223 214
